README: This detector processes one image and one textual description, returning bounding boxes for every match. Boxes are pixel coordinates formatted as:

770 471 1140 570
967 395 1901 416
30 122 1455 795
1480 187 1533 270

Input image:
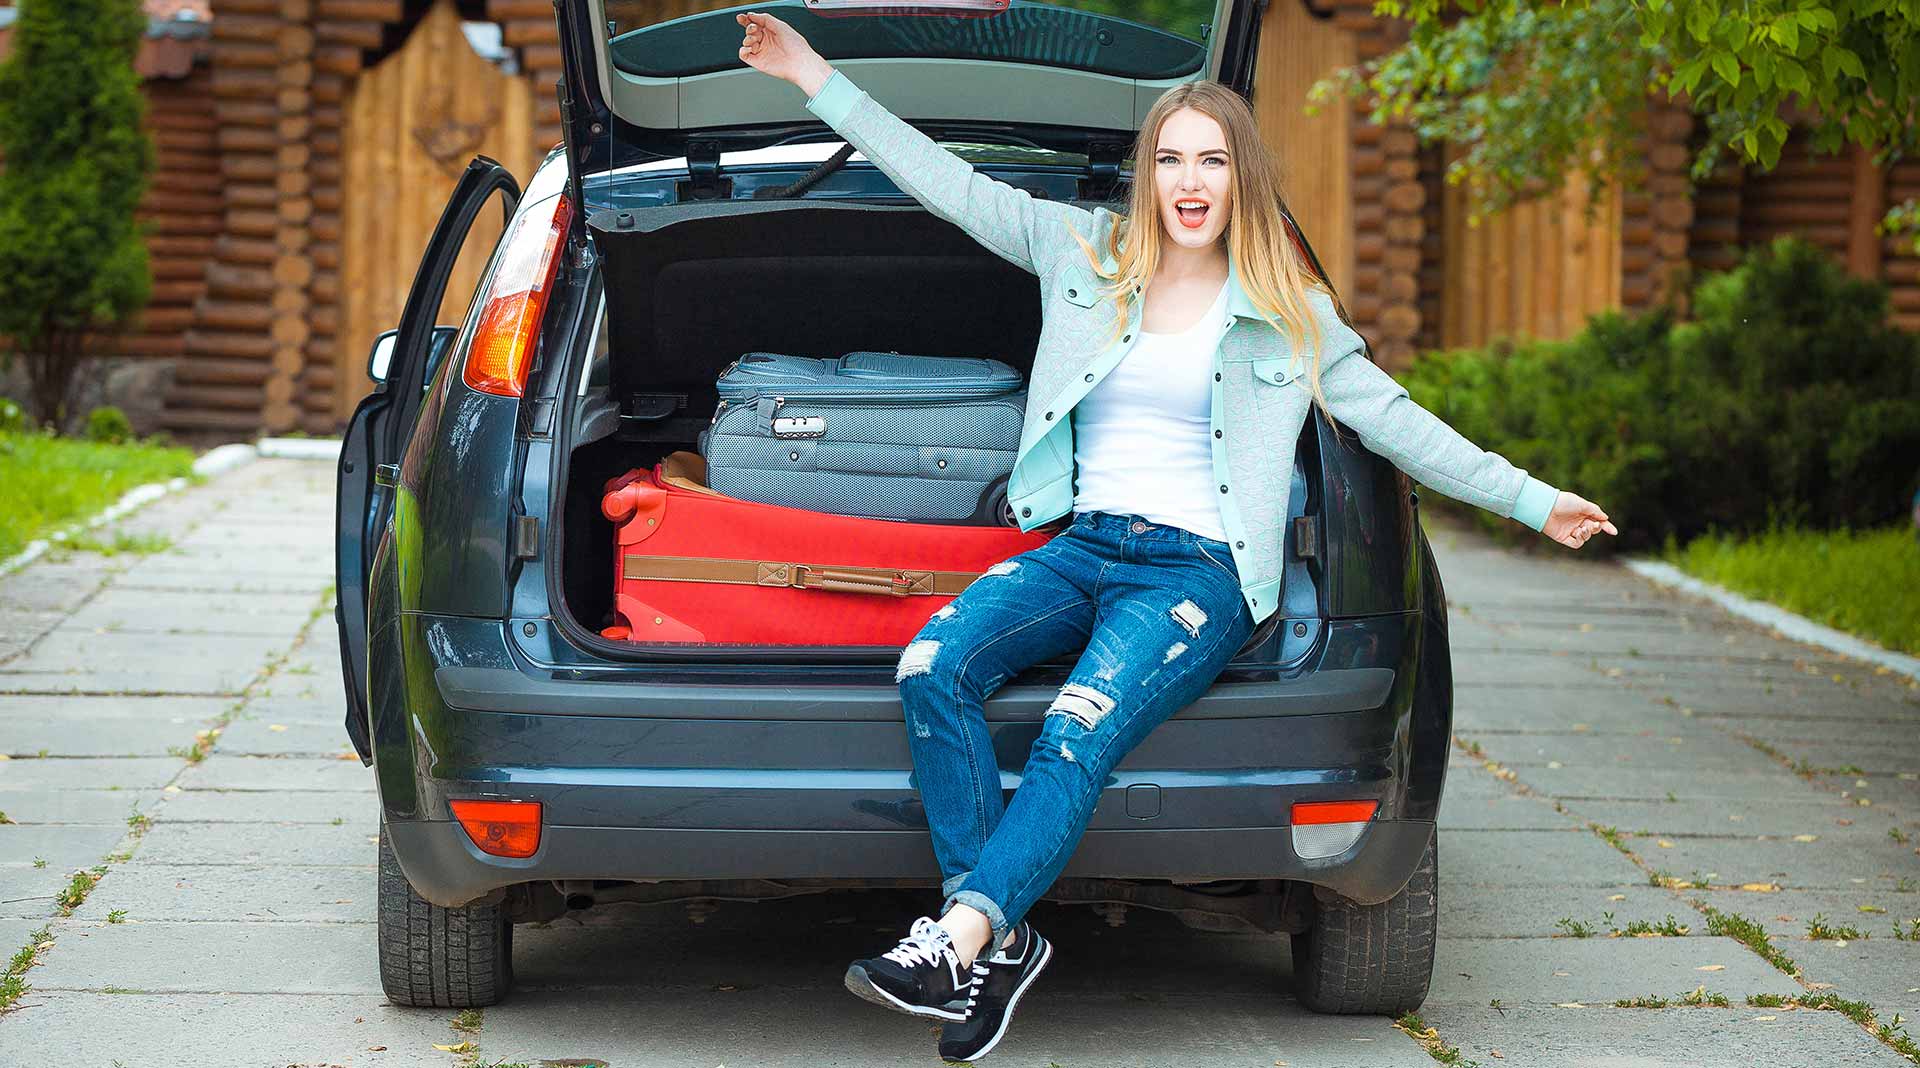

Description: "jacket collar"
1225 247 1262 322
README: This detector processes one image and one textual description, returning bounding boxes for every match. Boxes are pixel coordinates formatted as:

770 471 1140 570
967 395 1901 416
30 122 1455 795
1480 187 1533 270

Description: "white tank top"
1070 280 1230 542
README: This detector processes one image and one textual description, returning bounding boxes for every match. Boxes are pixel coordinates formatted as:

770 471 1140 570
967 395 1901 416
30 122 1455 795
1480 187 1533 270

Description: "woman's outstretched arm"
737 10 1093 276
1305 294 1618 549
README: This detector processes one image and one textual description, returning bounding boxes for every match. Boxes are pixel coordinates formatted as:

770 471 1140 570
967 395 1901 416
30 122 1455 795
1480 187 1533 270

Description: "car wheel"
1290 827 1438 1015
377 824 513 1007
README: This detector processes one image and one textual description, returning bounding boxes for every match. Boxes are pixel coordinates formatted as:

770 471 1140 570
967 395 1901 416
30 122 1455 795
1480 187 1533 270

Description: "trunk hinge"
677 140 733 202
1081 141 1128 202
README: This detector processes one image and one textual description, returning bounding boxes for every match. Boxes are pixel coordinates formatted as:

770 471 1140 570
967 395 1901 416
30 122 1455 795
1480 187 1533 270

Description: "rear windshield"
605 0 1217 81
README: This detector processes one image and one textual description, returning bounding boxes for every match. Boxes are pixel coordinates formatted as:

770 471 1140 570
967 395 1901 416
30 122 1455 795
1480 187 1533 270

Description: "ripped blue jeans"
893 509 1255 949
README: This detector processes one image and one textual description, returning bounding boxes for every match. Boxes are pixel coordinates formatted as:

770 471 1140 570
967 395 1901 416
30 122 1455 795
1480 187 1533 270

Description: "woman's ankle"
934 905 993 968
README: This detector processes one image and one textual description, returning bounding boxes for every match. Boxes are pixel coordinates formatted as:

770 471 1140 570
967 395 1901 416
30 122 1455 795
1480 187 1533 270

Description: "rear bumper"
369 612 1438 908
388 816 1437 909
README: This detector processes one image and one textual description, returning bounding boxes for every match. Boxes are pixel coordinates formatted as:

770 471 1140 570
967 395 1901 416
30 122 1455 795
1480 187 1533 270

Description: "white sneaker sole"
844 962 970 1022
945 935 1053 1062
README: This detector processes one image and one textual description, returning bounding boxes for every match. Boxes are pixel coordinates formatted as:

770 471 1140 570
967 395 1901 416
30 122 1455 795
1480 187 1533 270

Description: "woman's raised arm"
737 10 1093 276
1303 293 1617 549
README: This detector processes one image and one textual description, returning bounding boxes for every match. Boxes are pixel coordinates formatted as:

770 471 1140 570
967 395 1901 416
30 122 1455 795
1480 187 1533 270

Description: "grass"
0 431 195 561
1700 905 1799 976
0 925 51 1012
1661 522 1920 656
1394 1012 1476 1067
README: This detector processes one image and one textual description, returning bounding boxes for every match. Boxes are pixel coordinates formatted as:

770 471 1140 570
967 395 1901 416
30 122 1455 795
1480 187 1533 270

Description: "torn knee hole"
983 560 1020 578
1046 681 1116 729
895 639 940 682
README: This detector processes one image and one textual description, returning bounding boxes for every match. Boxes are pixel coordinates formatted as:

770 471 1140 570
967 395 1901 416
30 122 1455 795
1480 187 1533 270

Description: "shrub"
83 406 132 444
0 0 154 428
1401 237 1920 552
0 398 24 434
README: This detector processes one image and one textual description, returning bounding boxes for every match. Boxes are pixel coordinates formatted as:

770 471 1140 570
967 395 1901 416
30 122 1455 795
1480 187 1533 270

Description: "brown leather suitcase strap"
621 554 979 597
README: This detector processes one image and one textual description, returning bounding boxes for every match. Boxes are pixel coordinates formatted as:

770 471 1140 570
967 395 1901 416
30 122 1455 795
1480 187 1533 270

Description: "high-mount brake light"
462 195 573 398
448 798 543 859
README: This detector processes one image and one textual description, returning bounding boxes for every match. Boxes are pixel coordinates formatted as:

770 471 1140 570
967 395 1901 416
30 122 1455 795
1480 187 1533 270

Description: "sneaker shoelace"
880 916 957 971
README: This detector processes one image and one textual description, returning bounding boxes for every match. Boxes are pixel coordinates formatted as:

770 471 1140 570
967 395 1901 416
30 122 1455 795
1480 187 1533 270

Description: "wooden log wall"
1688 122 1919 332
105 62 222 366
1623 100 1695 311
162 0 291 434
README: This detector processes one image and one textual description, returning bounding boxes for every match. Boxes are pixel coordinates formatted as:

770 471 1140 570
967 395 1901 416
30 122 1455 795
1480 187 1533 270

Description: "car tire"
1290 827 1438 1015
377 824 513 1007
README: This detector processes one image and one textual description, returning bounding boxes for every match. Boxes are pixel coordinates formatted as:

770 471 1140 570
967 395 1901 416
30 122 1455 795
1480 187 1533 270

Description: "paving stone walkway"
0 461 1915 1067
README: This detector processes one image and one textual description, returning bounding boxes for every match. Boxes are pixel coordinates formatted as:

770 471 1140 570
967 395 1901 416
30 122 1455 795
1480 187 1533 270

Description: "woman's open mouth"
1174 199 1210 229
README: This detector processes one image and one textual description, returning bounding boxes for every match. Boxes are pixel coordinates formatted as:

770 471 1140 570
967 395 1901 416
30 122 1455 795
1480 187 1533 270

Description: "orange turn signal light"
462 195 573 398
448 798 543 859
1291 799 1379 825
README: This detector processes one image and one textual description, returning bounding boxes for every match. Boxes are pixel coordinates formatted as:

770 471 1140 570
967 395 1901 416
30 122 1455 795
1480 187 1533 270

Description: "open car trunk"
552 198 1294 662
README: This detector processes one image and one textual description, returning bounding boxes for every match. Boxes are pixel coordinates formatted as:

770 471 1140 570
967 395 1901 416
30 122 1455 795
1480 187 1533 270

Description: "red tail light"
1291 799 1379 825
448 798 543 858
462 195 573 398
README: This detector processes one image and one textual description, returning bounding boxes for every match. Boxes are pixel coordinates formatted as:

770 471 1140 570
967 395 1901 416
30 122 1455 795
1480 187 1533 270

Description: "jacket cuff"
804 68 862 128
1511 475 1560 533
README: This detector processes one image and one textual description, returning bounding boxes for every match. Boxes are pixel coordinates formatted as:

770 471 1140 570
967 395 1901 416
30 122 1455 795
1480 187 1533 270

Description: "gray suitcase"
697 351 1027 526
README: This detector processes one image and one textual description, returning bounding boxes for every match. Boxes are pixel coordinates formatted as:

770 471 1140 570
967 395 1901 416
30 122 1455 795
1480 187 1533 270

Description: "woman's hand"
1543 491 1618 549
737 11 835 97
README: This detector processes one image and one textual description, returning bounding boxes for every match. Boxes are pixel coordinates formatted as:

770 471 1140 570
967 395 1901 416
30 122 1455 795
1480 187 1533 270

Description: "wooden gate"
336 0 536 421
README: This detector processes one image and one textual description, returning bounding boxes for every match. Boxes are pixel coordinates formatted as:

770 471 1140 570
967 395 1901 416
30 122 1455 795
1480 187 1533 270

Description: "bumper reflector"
1290 799 1378 860
449 799 542 859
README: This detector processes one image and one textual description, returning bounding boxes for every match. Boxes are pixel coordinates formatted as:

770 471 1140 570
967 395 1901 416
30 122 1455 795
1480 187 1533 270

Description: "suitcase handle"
794 564 914 596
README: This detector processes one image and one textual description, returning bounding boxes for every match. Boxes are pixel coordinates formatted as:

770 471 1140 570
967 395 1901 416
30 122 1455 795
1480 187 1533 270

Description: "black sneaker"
843 916 974 1021
938 921 1052 1062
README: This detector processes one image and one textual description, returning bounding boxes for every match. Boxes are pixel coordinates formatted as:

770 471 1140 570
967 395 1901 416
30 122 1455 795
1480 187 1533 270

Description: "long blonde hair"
1069 80 1341 421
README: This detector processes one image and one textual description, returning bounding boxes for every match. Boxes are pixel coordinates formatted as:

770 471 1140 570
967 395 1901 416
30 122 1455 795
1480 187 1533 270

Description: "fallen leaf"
1697 964 1726 971
1554 1002 1587 1008
1490 1051 1505 1060
367 1047 386 1052
1547 761 1563 769
163 785 180 793
1553 970 1571 977
1579 623 1594 632
1792 834 1818 842
1836 818 1854 826
269 724 288 732
1859 905 1887 914
1739 883 1780 892
1834 940 1849 948
1752 1015 1777 1021
1608 894 1626 901
433 1043 477 1054
1807 982 1835 990
1658 839 1675 848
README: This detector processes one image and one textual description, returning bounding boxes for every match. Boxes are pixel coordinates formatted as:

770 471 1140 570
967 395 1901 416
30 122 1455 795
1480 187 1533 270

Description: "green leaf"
1674 55 1712 94
1777 55 1810 93
1687 2 1715 41
1770 17 1800 51
1713 51 1743 87
1742 127 1760 158
1821 43 1842 80
1833 46 1866 79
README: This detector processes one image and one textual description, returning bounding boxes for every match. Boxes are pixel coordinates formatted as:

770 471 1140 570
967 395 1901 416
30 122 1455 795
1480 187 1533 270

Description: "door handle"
374 463 399 488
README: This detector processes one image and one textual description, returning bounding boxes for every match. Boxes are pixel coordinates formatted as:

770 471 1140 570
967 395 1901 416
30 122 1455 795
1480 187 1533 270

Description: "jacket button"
1235 540 1244 548
1067 289 1078 298
1214 372 1221 381
1044 411 1054 420
1021 507 1031 517
1122 334 1132 343
1214 429 1222 438
1219 485 1228 493
1084 373 1093 382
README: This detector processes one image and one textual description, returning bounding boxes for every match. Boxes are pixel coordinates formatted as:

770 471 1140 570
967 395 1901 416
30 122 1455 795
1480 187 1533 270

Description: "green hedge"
1400 237 1920 554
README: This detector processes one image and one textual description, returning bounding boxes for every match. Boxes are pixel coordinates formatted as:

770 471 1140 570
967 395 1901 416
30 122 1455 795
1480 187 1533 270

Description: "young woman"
737 11 1618 1060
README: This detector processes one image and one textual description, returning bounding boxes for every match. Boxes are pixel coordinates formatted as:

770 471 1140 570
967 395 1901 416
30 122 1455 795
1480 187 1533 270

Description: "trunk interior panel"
555 198 1287 661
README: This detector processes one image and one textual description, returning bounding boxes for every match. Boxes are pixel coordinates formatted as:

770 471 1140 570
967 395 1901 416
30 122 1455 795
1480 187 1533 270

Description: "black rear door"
336 157 520 762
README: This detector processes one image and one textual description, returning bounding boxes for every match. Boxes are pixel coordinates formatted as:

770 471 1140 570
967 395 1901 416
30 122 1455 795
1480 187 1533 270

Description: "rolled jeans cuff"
942 889 1010 951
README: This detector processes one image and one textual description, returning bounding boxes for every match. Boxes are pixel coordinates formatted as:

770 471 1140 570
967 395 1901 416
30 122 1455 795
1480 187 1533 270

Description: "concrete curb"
257 437 342 461
1622 557 1920 683
0 443 260 580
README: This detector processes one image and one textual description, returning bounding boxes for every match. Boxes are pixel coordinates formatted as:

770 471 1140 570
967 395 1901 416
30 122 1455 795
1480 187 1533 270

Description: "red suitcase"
599 453 1058 645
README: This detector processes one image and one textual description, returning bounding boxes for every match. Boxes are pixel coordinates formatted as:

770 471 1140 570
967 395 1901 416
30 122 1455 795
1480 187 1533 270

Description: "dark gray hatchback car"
336 0 1450 1013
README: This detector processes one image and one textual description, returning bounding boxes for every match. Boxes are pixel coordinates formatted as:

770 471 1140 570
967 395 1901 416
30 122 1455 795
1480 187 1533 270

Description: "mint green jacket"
805 70 1559 625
